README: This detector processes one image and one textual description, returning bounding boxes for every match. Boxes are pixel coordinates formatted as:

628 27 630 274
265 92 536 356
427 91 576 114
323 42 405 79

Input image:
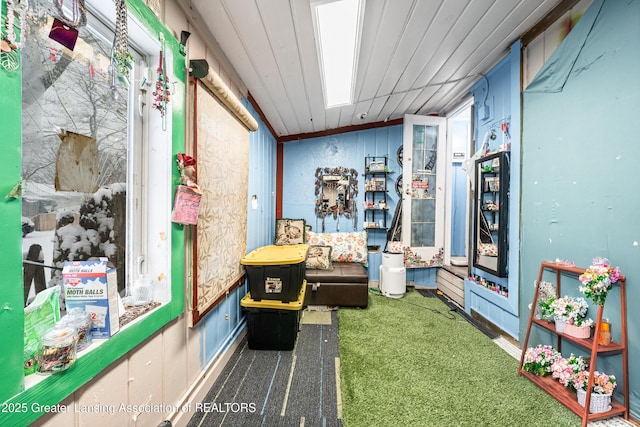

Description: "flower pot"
576 388 612 413
554 317 566 333
565 323 591 339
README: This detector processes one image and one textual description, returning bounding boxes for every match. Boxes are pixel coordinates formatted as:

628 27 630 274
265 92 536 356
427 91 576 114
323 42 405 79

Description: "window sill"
24 300 164 390
5 301 177 426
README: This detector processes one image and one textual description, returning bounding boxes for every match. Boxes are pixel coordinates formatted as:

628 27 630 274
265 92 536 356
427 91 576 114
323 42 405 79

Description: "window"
15 0 180 398
22 0 172 308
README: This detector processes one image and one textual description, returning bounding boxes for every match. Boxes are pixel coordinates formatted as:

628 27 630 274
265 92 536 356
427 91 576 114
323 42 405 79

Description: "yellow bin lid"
240 244 309 266
241 280 306 310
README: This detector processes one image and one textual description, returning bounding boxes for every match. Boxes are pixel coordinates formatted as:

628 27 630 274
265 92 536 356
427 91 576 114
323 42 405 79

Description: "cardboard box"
63 258 120 338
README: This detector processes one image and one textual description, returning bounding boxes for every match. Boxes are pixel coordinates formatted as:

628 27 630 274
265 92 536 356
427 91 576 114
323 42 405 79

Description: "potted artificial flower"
547 296 587 333
578 257 622 306
571 370 617 413
564 296 592 338
551 354 587 387
523 344 561 377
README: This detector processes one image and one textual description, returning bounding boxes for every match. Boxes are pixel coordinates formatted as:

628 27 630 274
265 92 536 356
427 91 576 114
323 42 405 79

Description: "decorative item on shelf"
564 319 593 339
578 257 621 306
531 280 555 320
552 258 575 266
554 316 566 333
598 320 612 345
368 161 385 172
551 353 587 387
522 344 561 377
36 323 78 374
543 295 589 333
403 246 443 268
572 370 617 414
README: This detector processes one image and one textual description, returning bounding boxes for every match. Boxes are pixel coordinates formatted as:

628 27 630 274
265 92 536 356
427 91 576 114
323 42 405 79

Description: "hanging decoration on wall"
1 0 29 72
2 0 29 51
314 167 358 232
49 0 87 51
53 0 87 27
112 0 133 85
0 49 19 72
171 153 202 226
48 18 79 50
152 33 171 130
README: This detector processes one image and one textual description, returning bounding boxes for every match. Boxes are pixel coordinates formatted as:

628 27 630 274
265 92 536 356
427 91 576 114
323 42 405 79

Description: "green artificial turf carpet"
338 289 580 427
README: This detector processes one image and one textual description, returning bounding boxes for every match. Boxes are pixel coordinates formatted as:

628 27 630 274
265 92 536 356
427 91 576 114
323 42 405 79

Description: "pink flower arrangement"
545 295 589 324
571 370 617 395
578 257 621 306
551 354 587 387
523 344 561 376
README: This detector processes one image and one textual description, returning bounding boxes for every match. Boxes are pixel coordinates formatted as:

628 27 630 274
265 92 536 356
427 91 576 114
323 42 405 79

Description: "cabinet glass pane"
410 125 438 247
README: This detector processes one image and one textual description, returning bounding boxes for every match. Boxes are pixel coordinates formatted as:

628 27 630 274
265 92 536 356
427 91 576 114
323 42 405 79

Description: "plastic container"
36 323 78 374
61 307 93 351
241 244 309 302
240 281 306 350
131 276 153 305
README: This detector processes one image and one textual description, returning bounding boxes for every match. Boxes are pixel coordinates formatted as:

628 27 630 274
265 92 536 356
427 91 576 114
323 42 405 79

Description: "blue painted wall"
522 0 639 417
450 118 470 257
464 41 522 338
281 126 440 286
200 101 277 366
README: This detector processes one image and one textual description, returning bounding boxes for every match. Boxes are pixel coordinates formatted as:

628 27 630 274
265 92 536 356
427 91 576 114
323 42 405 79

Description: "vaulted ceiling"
186 0 566 139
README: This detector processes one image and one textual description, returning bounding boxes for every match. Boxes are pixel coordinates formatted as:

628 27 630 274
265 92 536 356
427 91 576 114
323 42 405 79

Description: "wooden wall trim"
521 0 582 46
278 117 404 143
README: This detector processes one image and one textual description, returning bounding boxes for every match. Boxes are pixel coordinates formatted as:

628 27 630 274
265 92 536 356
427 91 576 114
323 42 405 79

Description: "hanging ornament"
2 0 29 52
1 49 20 72
152 35 171 130
53 0 86 28
112 0 133 85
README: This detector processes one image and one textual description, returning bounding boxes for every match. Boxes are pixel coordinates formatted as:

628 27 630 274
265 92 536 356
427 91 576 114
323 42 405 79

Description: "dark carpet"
187 311 343 427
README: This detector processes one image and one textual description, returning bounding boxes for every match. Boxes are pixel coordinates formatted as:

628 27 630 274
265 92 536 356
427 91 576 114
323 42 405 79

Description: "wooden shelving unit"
363 156 390 231
518 261 629 427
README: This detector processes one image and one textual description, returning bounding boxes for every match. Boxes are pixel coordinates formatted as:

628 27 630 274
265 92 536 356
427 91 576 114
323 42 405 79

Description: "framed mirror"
314 167 358 220
473 151 510 277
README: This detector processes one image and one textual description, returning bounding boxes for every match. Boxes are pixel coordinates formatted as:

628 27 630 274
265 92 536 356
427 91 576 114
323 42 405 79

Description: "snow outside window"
21 0 172 310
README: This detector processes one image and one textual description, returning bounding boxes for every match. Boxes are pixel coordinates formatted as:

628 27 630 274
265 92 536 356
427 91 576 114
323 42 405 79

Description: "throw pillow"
306 230 368 266
306 245 333 270
274 218 306 245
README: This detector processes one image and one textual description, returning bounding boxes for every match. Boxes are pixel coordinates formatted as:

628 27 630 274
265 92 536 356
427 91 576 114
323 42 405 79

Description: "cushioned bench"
304 262 369 308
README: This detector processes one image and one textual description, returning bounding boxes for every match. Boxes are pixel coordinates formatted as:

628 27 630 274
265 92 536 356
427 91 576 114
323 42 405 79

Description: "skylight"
312 0 365 109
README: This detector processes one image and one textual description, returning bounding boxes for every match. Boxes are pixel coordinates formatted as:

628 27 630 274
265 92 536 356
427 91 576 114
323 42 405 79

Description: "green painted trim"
0 37 26 403
0 1 187 425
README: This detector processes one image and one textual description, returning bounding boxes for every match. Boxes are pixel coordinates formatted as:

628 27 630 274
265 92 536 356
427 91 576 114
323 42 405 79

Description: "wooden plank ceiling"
188 0 562 139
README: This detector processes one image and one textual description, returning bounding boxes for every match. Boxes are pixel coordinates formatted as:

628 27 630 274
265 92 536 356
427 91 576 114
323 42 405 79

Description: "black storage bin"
241 244 308 302
241 281 306 350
